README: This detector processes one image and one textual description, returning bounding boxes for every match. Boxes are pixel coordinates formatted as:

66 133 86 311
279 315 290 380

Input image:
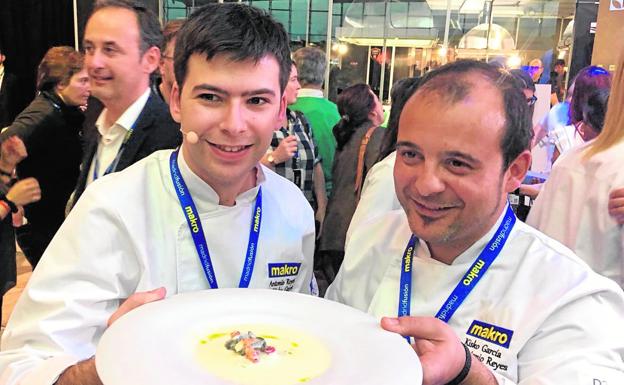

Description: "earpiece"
180 129 199 144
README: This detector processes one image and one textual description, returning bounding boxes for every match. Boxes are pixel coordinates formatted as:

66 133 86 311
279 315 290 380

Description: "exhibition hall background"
0 0 622 121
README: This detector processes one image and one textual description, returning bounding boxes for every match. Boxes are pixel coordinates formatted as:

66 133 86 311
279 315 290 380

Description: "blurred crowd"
0 1 623 384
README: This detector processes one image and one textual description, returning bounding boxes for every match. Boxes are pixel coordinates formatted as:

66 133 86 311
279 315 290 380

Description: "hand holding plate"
381 316 483 385
107 287 167 326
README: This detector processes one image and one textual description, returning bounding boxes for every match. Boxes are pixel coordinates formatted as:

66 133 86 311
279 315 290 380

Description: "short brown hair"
162 19 185 53
36 46 84 92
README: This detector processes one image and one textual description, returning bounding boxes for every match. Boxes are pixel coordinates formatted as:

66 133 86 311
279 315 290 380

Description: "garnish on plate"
224 331 276 363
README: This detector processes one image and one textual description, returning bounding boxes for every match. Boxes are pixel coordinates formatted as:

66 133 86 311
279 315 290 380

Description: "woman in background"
550 66 611 162
527 57 623 287
346 77 421 243
318 84 384 283
0 46 89 268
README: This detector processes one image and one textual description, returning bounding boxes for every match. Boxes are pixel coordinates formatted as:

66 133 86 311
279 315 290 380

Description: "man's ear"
276 93 287 128
55 82 67 94
504 150 532 193
141 46 161 74
169 81 182 124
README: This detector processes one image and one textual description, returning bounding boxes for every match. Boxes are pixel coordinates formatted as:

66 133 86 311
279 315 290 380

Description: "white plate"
96 289 421 385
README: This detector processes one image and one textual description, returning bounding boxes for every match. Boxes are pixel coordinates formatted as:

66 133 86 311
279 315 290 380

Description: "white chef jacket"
346 151 400 244
327 208 624 384
0 149 317 385
527 140 624 288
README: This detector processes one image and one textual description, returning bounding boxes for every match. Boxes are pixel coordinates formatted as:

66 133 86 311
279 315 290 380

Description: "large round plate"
96 289 421 385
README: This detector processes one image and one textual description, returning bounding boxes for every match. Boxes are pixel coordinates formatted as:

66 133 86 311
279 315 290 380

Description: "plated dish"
96 289 421 385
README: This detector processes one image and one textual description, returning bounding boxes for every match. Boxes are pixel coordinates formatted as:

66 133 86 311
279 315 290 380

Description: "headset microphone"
181 129 199 144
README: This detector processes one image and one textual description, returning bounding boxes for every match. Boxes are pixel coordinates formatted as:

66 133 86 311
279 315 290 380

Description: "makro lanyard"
92 127 134 181
169 150 262 289
397 204 516 341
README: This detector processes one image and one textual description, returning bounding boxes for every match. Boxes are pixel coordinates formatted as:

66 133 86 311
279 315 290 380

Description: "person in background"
528 58 543 83
527 79 622 286
0 48 18 128
377 77 421 163
326 59 624 385
71 0 181 207
550 58 566 104
261 63 327 233
509 69 536 112
290 47 340 196
0 46 89 268
155 19 184 104
346 77 420 243
0 3 316 384
574 89 609 141
547 66 611 165
532 82 572 167
508 69 537 220
568 66 611 140
319 83 384 283
0 136 40 326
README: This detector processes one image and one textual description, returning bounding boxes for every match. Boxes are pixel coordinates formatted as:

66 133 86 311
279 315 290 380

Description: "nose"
412 162 445 197
219 101 247 135
86 49 104 71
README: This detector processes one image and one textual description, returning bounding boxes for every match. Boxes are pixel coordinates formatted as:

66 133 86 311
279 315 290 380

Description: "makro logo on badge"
467 320 514 349
268 263 301 278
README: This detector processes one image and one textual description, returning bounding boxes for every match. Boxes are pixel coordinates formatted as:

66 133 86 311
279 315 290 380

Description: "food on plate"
195 324 331 385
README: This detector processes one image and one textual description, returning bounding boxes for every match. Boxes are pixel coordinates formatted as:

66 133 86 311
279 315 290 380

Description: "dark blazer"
72 91 181 205
0 91 84 231
0 71 18 128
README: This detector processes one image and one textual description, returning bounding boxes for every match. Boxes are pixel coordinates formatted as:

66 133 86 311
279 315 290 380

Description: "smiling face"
57 69 90 107
170 53 285 194
394 81 528 260
83 7 158 109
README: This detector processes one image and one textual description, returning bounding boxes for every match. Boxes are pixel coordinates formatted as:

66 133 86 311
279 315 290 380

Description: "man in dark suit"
72 0 181 206
0 48 18 128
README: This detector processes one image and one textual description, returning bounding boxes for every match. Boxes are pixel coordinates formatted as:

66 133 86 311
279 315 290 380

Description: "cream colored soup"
195 324 331 385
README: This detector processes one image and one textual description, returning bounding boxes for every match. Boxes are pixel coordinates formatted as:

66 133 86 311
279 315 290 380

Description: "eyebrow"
396 141 482 165
82 39 123 52
445 151 481 166
395 141 419 150
192 84 277 97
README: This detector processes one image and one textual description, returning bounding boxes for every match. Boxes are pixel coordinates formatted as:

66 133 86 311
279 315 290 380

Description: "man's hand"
108 287 167 326
272 135 298 164
7 178 41 206
608 188 624 225
55 357 102 385
0 135 27 169
381 316 466 385
55 288 167 385
519 183 542 200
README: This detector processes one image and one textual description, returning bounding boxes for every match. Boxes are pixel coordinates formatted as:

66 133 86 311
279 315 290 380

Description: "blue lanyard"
398 204 516 341
169 150 262 288
93 128 134 181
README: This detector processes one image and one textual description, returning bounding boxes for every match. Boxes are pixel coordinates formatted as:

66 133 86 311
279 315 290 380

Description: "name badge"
466 320 514 349
268 262 301 278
